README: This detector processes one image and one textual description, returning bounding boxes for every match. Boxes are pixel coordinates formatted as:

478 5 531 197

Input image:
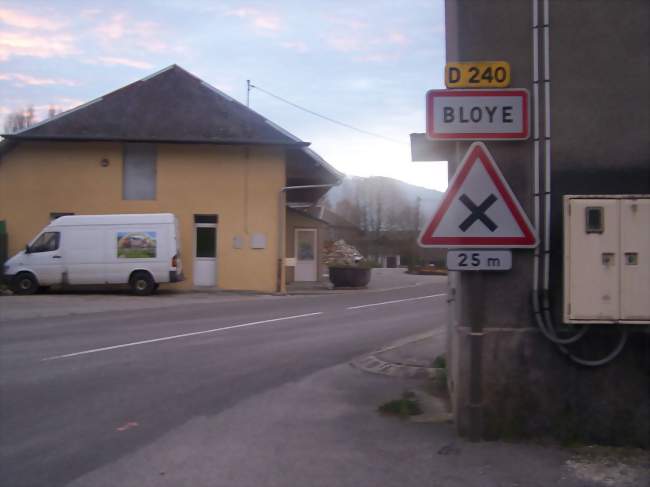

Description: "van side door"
63 227 107 285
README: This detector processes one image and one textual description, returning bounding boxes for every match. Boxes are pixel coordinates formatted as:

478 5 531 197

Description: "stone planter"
328 266 372 288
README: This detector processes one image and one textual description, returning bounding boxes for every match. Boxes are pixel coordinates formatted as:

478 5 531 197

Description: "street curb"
350 333 445 380
351 354 443 379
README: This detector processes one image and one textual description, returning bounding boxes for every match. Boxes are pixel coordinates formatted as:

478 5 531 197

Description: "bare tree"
3 105 36 133
47 105 62 119
335 199 361 228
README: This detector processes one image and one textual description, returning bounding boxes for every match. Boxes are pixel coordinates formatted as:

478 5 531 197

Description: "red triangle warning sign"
419 142 538 248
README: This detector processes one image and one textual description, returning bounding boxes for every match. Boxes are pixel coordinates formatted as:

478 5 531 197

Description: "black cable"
249 83 407 145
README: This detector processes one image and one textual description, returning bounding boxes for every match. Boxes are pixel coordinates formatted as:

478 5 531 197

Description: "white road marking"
346 294 446 310
42 312 323 361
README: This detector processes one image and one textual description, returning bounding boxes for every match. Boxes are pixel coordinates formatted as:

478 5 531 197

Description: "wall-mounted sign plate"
445 61 511 88
447 250 512 271
426 89 529 140
251 233 267 249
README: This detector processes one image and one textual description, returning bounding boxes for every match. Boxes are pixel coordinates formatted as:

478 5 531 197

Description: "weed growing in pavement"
378 391 422 418
432 354 446 369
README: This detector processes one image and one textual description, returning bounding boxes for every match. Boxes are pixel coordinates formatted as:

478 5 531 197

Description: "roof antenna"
246 80 251 107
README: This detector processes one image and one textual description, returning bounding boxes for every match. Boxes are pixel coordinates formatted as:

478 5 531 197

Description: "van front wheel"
12 273 39 295
130 272 155 296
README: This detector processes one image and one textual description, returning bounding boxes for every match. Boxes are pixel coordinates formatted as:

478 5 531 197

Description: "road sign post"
419 142 537 248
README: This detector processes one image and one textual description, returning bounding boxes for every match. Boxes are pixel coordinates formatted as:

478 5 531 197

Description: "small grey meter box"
563 195 650 325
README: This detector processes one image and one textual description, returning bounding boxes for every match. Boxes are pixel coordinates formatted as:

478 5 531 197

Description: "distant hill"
323 176 443 231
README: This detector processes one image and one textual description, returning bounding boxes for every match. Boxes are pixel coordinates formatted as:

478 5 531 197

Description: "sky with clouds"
0 0 448 190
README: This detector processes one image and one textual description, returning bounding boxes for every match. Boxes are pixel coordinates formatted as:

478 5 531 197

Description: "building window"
123 143 157 200
194 214 218 224
194 214 218 258
196 227 216 258
585 207 604 233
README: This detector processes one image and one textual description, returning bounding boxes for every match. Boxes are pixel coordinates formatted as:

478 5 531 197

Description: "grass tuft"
378 391 422 418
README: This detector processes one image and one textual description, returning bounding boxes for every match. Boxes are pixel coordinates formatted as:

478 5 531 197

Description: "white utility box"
563 195 650 324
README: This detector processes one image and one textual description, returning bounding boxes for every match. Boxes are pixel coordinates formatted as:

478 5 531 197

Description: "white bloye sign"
426 89 529 141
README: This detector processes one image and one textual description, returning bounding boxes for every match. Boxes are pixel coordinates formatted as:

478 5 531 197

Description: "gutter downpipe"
532 0 589 346
531 0 589 345
468 272 485 442
277 184 336 293
532 0 542 322
531 0 626 364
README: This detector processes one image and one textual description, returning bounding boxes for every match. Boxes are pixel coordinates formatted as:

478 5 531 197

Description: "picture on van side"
117 232 157 258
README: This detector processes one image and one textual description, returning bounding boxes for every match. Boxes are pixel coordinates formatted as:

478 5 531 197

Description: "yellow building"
0 65 341 293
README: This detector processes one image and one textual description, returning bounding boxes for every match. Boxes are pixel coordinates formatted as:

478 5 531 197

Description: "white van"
3 213 183 295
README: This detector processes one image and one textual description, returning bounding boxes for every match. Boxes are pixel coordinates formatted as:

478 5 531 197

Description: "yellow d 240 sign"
445 61 511 88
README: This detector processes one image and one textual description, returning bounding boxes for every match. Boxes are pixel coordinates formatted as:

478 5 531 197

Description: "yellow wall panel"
0 141 285 292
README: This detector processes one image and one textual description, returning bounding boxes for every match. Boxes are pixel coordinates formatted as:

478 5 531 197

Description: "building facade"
0 65 341 293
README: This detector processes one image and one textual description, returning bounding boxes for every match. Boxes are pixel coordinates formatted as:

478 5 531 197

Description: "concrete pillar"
439 0 649 445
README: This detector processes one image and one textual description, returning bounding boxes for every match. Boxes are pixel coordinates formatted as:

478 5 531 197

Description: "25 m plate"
447 250 512 271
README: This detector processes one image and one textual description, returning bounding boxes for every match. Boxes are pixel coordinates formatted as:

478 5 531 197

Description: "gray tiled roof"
4 65 307 146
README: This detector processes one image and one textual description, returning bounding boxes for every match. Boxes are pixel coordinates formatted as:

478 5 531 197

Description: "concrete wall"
445 0 649 446
0 141 285 293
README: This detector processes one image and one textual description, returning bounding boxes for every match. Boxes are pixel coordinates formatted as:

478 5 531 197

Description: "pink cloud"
95 57 154 69
324 28 407 62
134 21 168 52
226 7 281 32
325 15 367 31
0 8 64 31
280 41 308 53
328 37 362 53
43 98 83 109
0 73 78 87
254 16 280 31
80 9 102 19
96 14 126 40
94 14 168 52
0 32 76 60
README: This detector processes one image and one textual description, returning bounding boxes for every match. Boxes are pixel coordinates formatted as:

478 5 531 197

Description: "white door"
567 199 620 320
64 228 106 285
193 215 217 287
620 199 650 320
295 229 317 282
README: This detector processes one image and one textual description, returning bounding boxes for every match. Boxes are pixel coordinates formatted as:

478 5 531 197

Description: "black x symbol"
459 194 498 232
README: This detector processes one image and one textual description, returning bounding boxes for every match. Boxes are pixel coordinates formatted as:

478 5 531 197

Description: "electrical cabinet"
563 195 650 324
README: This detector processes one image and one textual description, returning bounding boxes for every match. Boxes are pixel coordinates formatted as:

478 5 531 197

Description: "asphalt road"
0 279 448 486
